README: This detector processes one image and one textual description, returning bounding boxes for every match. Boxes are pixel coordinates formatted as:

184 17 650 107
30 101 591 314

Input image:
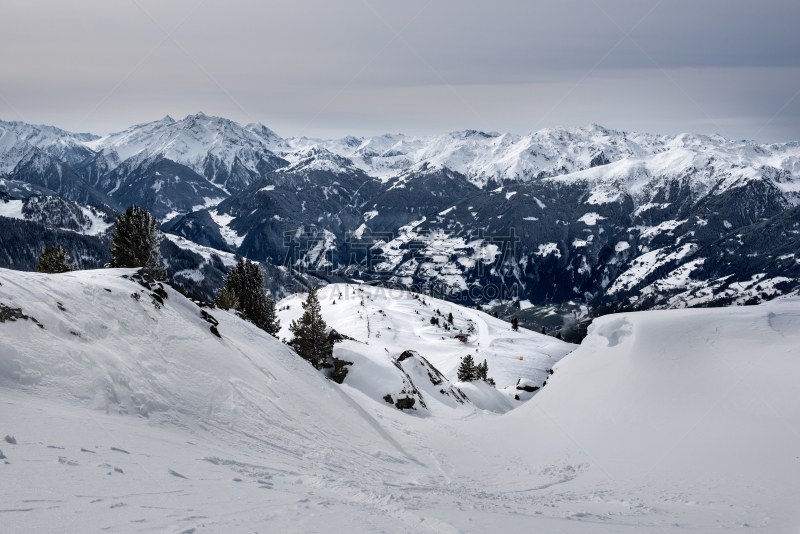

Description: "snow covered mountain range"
1 114 799 321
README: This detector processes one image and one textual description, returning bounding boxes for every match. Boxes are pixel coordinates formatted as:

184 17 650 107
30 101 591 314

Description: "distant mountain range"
1 113 799 326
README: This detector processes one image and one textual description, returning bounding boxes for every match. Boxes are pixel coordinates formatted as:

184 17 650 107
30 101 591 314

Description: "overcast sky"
1 0 797 142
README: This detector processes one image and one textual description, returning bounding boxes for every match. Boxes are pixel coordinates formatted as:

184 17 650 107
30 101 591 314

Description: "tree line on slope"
215 258 280 337
31 203 517 392
34 204 166 277
32 204 290 346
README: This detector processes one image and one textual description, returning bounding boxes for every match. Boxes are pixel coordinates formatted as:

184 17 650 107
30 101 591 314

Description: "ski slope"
1 268 799 532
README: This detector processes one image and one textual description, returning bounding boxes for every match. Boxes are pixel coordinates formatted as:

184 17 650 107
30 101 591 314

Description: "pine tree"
215 286 238 310
109 205 165 279
447 312 453 324
262 293 280 337
457 354 476 382
218 259 279 336
289 286 332 369
36 245 76 274
475 359 488 381
541 327 546 335
511 317 519 331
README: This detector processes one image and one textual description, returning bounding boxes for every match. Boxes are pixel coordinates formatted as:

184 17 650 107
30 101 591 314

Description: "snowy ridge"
608 243 699 294
0 128 38 175
4 117 799 204
0 119 98 167
3 115 799 219
87 113 286 192
278 146 358 175
286 124 800 192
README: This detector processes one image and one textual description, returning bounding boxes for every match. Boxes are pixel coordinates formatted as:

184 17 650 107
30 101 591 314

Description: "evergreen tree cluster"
36 245 76 274
288 286 332 369
474 359 489 381
457 355 495 385
215 286 239 310
457 355 475 382
428 309 459 330
217 258 279 336
109 205 166 280
0 217 110 272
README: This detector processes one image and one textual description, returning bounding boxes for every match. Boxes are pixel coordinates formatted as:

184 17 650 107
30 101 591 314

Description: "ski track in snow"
1 268 799 532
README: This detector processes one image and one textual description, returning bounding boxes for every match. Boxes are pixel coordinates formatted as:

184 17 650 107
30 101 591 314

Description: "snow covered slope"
0 127 119 210
1 268 799 532
276 283 575 412
87 113 287 193
417 296 800 532
0 269 379 441
0 120 98 168
0 194 115 236
0 268 429 479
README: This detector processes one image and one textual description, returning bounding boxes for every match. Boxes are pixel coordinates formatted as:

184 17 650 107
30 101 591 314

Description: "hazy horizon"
5 111 797 145
1 1 798 142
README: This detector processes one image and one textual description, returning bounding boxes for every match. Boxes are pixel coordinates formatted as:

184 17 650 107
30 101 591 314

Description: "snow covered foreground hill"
1 268 799 532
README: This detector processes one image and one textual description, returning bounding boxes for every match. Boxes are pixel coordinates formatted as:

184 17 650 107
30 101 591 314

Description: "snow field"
0 269 419 471
0 198 23 219
1 269 799 532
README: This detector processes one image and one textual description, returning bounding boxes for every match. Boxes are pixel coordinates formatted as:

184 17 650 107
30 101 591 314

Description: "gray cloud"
0 0 797 142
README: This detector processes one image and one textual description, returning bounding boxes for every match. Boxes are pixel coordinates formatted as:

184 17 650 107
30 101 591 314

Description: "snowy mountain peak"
447 129 501 140
340 135 363 148
86 113 288 193
0 119 99 167
0 119 99 143
282 146 358 174
245 122 283 146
